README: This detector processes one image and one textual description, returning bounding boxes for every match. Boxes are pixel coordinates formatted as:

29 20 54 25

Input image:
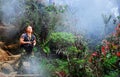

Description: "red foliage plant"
92 52 98 56
116 52 120 57
101 46 106 56
89 52 98 63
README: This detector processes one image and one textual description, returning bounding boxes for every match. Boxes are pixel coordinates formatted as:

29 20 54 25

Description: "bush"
50 32 75 46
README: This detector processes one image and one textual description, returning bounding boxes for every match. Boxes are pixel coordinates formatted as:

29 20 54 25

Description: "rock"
0 72 7 77
0 48 9 61
0 25 5 36
6 44 19 50
0 72 17 77
8 72 17 77
0 23 19 40
0 42 5 46
1 63 14 74
0 42 5 48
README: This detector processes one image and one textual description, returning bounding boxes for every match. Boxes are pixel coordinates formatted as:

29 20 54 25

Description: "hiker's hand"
26 42 32 44
33 41 36 46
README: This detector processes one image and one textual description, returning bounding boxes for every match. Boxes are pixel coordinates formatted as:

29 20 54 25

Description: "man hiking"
18 25 36 73
20 25 36 57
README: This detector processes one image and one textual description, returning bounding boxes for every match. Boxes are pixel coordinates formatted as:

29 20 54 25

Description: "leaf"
76 59 85 64
43 46 50 54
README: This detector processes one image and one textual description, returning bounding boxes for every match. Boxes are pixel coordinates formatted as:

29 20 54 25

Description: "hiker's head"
26 25 33 33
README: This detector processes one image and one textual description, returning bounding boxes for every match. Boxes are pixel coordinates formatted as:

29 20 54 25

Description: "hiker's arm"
20 37 31 45
33 39 36 46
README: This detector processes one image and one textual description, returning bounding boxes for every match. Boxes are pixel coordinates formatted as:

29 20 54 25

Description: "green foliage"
40 31 90 77
104 71 118 77
103 54 117 69
22 1 67 54
40 38 50 54
18 0 65 44
67 46 80 53
54 59 68 73
50 32 75 44
43 46 50 54
61 40 89 76
45 4 66 14
1 0 120 76
40 32 76 54
45 4 57 13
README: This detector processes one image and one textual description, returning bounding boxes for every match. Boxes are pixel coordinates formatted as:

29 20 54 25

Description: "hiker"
20 25 36 57
18 25 36 73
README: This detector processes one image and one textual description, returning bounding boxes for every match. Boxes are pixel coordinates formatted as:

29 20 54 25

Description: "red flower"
92 52 98 56
116 52 120 57
101 46 106 56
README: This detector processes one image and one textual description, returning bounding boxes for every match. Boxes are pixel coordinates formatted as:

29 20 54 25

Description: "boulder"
0 72 17 77
0 42 5 48
0 48 9 61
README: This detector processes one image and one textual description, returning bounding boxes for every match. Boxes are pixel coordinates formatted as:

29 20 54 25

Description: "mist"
0 0 25 38
1 0 119 43
1 0 25 24
49 0 119 48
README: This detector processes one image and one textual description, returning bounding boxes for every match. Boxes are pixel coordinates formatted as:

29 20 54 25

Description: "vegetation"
0 0 120 77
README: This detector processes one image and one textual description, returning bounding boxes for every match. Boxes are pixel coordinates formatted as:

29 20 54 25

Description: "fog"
1 0 25 24
51 0 119 47
1 0 119 41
